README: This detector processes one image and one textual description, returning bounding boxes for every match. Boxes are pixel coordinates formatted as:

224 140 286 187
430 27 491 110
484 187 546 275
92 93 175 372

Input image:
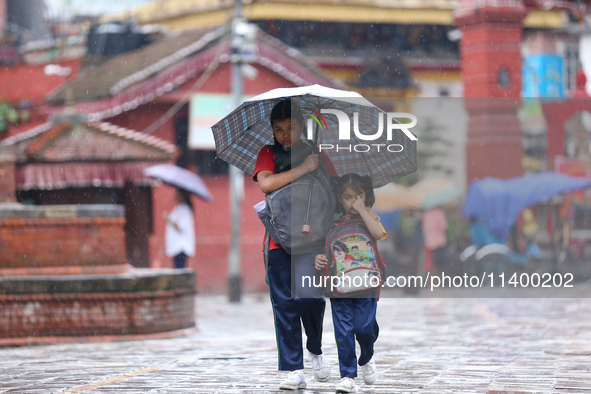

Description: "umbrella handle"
301 224 314 243
302 118 321 241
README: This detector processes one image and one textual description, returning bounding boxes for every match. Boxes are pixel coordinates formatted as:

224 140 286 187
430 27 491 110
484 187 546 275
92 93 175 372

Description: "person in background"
422 207 448 273
165 189 195 269
521 208 541 256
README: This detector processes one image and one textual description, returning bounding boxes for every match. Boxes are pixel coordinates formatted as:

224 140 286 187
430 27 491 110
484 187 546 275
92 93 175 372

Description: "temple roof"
46 27 341 117
2 120 176 190
3 120 176 164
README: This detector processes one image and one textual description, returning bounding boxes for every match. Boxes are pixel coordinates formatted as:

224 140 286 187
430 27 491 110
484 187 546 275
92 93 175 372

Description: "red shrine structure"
455 0 528 182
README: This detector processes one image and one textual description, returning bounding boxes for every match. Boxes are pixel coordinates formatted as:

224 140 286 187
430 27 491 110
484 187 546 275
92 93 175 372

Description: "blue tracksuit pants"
330 296 379 378
267 248 326 371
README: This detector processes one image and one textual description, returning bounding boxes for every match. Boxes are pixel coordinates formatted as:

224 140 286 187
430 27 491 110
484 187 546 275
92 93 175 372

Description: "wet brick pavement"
2 292 591 393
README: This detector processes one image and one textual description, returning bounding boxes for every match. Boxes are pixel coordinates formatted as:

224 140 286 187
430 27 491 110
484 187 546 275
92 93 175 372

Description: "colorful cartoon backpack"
321 215 385 297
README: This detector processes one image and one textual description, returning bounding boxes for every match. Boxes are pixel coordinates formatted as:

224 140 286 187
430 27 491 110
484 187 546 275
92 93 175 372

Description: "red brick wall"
0 217 127 274
0 289 195 338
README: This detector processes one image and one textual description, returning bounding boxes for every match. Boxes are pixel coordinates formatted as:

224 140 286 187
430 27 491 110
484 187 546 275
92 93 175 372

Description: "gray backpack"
263 143 335 255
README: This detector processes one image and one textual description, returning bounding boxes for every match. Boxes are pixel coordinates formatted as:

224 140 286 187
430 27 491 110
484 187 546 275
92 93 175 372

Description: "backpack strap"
338 214 355 223
268 144 292 174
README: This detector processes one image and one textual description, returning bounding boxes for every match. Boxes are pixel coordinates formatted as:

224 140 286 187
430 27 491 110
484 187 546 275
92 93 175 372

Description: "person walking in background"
165 189 195 269
422 207 448 273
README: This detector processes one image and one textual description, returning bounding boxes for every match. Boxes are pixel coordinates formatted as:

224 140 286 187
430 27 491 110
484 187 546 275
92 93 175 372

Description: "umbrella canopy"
144 164 213 202
374 178 462 212
373 183 421 211
462 172 591 241
211 84 417 187
419 180 463 210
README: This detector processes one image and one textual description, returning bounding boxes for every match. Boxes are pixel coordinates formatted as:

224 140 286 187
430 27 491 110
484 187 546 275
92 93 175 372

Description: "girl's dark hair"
331 173 375 214
332 240 349 254
269 98 304 145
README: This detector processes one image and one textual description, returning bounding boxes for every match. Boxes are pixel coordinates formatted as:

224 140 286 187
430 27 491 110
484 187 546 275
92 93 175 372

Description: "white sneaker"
335 377 356 393
279 370 306 390
304 349 312 362
309 352 331 382
360 357 377 385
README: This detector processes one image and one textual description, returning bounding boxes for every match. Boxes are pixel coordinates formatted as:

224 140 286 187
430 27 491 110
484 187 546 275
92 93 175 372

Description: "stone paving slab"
2 295 591 393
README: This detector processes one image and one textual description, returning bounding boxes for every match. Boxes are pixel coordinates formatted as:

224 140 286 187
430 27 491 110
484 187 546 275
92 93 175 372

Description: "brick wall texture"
0 217 127 271
0 289 195 338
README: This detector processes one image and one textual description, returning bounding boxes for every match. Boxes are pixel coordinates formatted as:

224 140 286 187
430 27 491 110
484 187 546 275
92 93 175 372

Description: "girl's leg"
354 297 379 366
294 250 326 356
331 298 357 378
267 249 304 371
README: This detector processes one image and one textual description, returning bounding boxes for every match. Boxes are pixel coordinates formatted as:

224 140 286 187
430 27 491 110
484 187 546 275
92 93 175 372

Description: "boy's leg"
330 297 358 378
354 297 379 367
293 250 325 356
267 249 304 371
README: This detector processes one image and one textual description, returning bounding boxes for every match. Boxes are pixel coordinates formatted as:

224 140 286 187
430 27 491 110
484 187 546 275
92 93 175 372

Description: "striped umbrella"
211 84 417 188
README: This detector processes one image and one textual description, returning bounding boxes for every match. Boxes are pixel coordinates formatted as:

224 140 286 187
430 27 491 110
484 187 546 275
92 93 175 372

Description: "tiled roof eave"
3 121 177 164
46 33 340 122
109 26 227 96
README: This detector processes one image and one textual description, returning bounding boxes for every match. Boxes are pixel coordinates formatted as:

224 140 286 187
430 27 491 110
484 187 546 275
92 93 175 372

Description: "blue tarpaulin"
462 172 591 241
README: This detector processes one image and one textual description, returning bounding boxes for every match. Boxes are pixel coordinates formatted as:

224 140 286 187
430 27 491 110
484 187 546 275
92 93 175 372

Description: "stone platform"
0 269 196 344
0 203 197 345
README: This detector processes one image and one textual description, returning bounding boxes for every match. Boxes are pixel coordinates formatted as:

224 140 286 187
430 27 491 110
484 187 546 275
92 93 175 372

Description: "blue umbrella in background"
462 172 591 241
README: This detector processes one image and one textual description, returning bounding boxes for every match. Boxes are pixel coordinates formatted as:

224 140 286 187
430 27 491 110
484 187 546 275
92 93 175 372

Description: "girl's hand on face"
314 254 328 270
351 195 366 213
301 153 319 173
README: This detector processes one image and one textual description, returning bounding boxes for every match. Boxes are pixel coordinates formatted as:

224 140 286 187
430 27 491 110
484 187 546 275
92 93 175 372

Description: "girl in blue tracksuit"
315 173 387 393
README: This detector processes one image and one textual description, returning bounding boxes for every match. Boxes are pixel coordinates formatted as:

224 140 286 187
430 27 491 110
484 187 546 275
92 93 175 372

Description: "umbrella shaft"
304 121 321 226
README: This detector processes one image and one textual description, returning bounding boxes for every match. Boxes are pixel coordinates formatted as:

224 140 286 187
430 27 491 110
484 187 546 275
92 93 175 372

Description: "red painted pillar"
0 0 6 34
0 145 15 203
455 0 527 182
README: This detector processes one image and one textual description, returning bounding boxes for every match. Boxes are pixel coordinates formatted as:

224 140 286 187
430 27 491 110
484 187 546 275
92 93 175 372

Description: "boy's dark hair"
331 173 376 214
269 98 304 127
269 98 304 146
352 245 359 250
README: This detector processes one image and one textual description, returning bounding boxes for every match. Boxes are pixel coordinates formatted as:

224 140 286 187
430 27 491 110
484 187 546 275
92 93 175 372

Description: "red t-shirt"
253 145 338 251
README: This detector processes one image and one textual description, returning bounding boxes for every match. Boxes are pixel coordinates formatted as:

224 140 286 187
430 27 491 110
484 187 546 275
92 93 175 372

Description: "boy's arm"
257 154 320 193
